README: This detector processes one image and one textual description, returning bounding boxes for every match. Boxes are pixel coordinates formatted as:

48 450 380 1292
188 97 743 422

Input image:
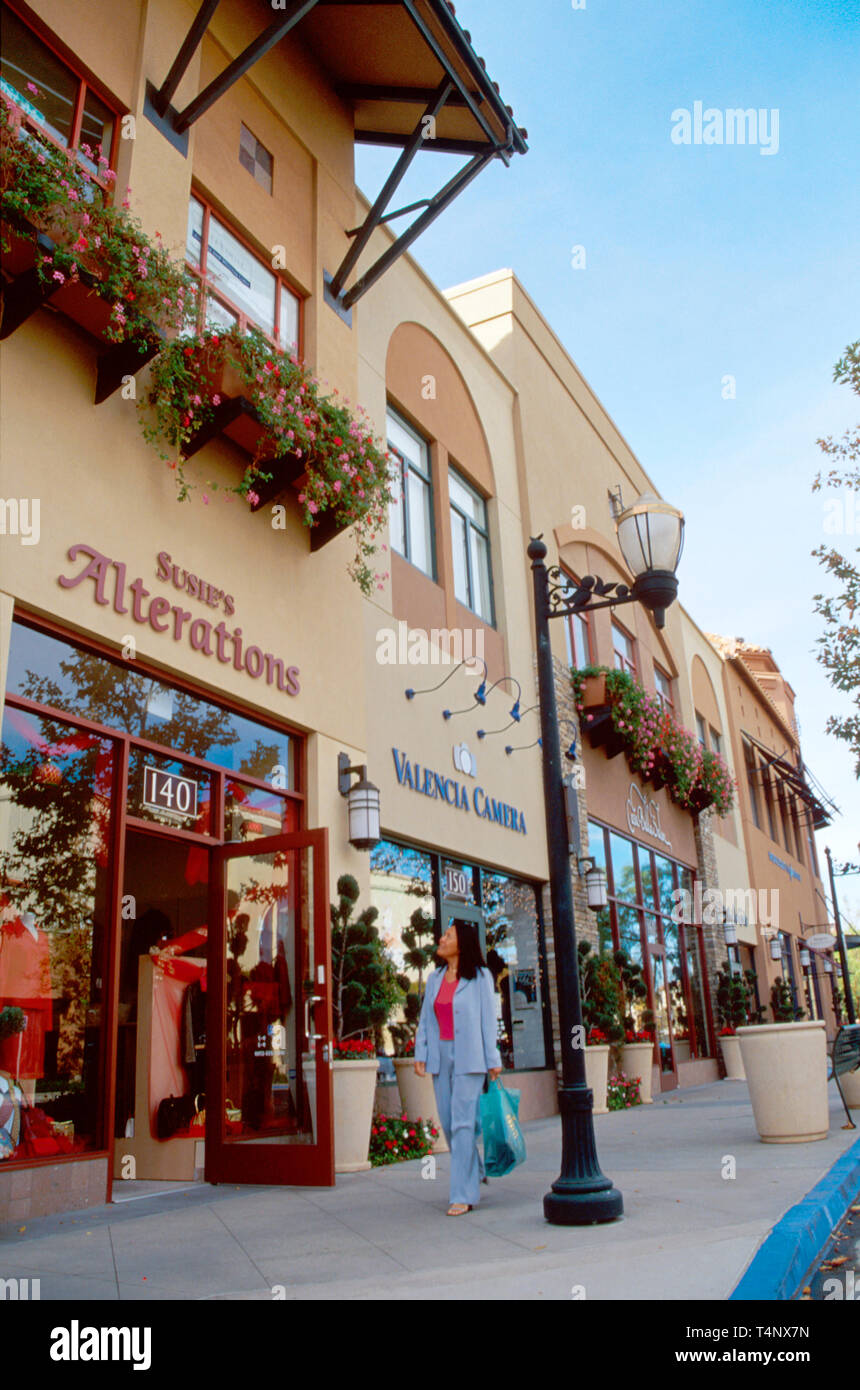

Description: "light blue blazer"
414 966 502 1075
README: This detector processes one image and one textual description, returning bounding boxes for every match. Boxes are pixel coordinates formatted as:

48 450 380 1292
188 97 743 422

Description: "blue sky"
356 0 860 914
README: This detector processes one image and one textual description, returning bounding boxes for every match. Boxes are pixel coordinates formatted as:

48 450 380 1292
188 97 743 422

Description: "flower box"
1 214 163 399
584 1043 611 1114
621 1040 654 1103
579 673 608 707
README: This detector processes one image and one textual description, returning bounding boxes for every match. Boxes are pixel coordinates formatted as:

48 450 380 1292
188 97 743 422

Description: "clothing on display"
0 914 52 1080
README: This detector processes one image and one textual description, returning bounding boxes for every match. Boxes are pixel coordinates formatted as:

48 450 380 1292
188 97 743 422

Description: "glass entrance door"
206 830 332 1186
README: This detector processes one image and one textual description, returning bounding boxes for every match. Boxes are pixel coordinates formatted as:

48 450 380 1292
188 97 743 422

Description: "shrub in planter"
770 976 805 1023
389 907 437 1059
578 940 624 1045
139 326 392 594
331 875 403 1048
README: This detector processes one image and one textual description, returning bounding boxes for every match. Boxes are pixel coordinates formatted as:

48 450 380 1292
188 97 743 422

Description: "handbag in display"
156 1093 194 1140
189 1094 206 1133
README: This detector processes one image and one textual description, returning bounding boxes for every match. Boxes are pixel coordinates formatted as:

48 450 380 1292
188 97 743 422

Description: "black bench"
829 1024 860 1128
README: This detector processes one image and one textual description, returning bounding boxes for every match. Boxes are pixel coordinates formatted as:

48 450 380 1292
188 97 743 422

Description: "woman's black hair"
453 920 487 979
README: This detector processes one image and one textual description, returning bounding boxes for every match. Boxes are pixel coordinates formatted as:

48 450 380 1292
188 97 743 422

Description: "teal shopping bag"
480 1079 526 1177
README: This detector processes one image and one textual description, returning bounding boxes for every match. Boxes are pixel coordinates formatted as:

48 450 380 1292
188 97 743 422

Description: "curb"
730 1133 860 1301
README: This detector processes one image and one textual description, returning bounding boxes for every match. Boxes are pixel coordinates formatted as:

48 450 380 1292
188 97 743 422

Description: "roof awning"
743 732 836 829
145 0 527 311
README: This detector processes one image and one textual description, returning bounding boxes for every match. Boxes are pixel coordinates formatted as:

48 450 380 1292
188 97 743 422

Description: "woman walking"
414 920 502 1216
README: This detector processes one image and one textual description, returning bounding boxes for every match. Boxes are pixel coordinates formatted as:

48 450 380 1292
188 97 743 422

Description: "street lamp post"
825 846 857 1024
527 492 684 1225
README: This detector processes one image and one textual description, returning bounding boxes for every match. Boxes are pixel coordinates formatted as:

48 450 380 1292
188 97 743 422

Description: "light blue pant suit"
414 966 502 1206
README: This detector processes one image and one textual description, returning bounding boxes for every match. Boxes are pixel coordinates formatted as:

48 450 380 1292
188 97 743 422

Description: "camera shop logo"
49 1320 151 1371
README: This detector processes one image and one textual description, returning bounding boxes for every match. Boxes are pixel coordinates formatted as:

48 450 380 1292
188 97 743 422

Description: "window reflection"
0 705 112 1158
7 622 294 783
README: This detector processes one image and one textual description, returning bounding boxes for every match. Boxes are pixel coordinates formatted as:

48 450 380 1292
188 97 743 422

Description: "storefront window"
0 705 113 1160
589 820 712 1060
482 870 548 1072
369 838 549 1073
7 622 296 787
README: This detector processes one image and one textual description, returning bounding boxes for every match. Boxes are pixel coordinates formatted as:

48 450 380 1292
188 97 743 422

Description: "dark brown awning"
145 0 527 309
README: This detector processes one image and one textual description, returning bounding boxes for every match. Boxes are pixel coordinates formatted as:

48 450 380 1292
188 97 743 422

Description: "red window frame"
611 619 637 677
1 2 119 189
653 663 674 713
186 191 303 356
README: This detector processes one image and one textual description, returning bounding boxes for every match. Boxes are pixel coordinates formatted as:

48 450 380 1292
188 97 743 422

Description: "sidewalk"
2 1082 857 1301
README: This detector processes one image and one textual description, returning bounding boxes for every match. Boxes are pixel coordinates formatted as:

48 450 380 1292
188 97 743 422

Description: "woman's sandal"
447 1203 473 1216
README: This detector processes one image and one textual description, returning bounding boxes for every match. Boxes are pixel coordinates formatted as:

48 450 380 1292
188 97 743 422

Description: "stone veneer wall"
694 808 727 1055
539 657 604 1074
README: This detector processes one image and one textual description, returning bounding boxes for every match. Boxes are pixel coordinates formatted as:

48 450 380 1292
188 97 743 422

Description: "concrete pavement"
1 1081 857 1301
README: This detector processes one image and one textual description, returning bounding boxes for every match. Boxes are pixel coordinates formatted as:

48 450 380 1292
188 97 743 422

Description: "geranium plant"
1 92 195 347
607 1073 642 1110
139 325 393 595
572 664 735 815
332 1038 376 1059
369 1113 439 1166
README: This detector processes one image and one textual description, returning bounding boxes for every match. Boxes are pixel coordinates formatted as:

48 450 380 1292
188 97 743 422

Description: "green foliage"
578 941 624 1044
715 966 754 1032
770 976 805 1023
140 324 392 595
607 1072 642 1110
811 340 860 773
390 907 436 1058
0 1005 26 1040
1 94 195 345
331 874 403 1044
613 947 652 1036
369 1112 439 1166
571 666 734 814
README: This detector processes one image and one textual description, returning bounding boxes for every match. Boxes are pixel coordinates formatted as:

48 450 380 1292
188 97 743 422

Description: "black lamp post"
825 847 857 1024
527 491 684 1225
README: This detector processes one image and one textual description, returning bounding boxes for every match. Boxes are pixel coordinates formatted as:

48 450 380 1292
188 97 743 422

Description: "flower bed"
572 665 735 815
1 92 194 349
140 325 392 595
607 1073 642 1110
370 1112 439 1166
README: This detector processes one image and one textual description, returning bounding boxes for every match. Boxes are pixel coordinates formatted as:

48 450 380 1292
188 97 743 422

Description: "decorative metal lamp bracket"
546 568 637 622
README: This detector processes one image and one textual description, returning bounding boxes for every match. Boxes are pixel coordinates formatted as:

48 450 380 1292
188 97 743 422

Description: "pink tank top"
434 975 457 1041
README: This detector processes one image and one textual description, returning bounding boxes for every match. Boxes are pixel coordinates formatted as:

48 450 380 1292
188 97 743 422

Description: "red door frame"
205 829 334 1187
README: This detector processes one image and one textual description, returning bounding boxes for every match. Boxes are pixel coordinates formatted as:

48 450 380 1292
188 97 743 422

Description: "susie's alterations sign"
57 545 300 695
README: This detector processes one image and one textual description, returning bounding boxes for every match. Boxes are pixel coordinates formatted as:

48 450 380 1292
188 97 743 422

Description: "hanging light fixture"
799 946 811 968
769 935 782 961
823 958 833 974
337 754 381 851
577 857 608 910
723 917 738 947
614 492 685 629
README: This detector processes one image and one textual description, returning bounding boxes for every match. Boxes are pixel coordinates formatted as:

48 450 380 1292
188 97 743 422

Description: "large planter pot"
719 1034 746 1080
737 1022 829 1143
393 1060 448 1152
584 1044 610 1114
839 1066 860 1109
332 1058 378 1172
621 1042 654 1103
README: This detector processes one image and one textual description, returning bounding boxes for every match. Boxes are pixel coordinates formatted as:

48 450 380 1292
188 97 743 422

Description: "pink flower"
247 491 260 507
307 500 318 515
212 394 221 406
52 270 65 283
26 81 40 95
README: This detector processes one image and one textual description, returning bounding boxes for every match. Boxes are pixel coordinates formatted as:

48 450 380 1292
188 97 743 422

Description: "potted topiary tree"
737 974 828 1143
715 966 754 1080
390 907 448 1151
329 875 403 1171
578 942 623 1114
616 949 656 1103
